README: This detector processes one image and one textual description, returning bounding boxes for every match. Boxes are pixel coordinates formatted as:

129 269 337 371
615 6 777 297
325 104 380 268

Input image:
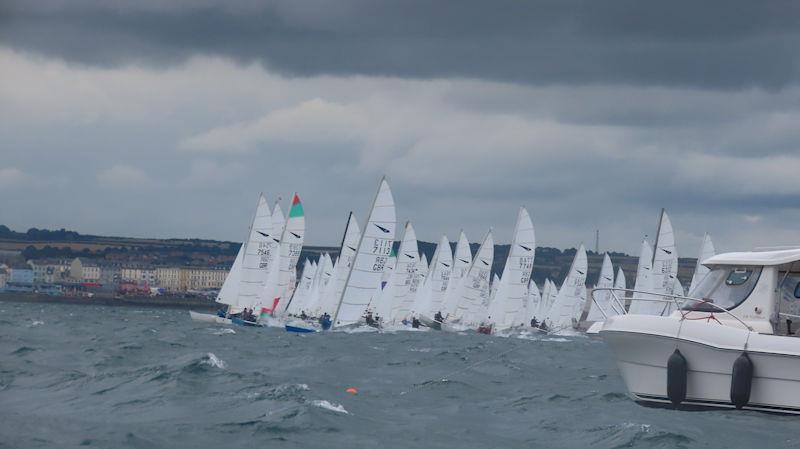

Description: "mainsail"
586 253 614 321
236 194 276 314
413 235 452 317
332 178 396 328
487 207 536 330
453 229 494 325
688 233 715 296
544 245 588 332
390 222 420 322
442 231 472 316
629 239 657 315
316 213 361 316
651 209 678 298
268 193 305 316
216 243 244 309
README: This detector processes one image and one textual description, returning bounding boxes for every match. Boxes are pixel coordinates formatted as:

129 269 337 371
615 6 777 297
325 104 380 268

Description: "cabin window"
682 266 761 312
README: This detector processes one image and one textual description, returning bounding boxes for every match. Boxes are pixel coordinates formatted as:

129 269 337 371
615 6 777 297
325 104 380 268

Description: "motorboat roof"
704 248 800 267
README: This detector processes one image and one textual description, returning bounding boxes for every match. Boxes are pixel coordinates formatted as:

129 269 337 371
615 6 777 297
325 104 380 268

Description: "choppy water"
1 301 797 449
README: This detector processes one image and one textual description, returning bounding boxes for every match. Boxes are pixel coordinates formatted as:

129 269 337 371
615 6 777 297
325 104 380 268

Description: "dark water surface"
1 301 797 448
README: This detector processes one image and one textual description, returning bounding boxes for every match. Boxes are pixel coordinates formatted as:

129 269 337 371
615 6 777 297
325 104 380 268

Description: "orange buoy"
345 387 358 395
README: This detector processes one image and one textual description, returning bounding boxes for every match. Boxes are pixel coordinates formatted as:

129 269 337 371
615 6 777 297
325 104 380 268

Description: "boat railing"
590 287 754 331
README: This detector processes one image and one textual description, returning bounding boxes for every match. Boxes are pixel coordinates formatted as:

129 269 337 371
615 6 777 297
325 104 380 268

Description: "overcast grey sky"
1 0 799 254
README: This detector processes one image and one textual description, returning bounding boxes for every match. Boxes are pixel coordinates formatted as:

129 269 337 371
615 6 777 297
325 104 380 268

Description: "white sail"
538 279 552 318
415 252 428 301
490 273 501 303
525 280 542 323
286 259 316 316
236 194 276 313
270 193 305 316
651 209 678 298
688 233 715 296
629 239 657 315
304 254 333 315
453 229 494 325
413 235 452 317
216 244 244 308
487 207 536 330
586 253 614 322
316 213 361 316
271 200 286 244
388 222 420 322
332 178 396 328
442 231 472 316
544 245 588 332
611 267 627 315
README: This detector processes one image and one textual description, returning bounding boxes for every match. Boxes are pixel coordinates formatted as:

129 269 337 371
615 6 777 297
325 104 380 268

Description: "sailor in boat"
300 310 308 321
374 313 382 326
365 311 376 327
411 315 421 329
318 313 332 330
530 317 539 328
242 308 257 322
538 320 548 332
434 311 444 323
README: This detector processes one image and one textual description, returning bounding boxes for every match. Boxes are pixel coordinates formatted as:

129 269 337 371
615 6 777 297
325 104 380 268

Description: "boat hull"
189 311 217 323
286 324 317 333
418 315 442 330
600 314 800 414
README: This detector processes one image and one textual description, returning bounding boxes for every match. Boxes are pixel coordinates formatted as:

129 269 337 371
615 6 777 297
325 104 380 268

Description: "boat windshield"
682 266 762 312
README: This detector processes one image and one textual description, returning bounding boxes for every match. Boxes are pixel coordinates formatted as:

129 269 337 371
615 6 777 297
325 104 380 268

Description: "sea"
1 301 797 449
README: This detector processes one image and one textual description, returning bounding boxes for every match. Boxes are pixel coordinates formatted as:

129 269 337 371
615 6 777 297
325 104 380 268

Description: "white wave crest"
311 400 348 414
212 328 236 335
202 352 227 369
31 320 44 326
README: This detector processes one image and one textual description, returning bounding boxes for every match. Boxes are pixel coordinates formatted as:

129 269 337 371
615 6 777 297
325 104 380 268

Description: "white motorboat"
596 248 800 413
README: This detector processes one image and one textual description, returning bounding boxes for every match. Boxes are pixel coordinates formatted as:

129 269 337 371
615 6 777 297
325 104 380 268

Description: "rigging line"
399 341 523 396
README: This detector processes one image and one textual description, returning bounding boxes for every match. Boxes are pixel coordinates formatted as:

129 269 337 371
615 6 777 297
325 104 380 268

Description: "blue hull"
285 324 316 333
231 318 259 327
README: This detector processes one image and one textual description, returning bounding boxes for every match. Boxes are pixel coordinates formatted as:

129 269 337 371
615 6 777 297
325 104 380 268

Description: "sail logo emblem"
481 259 489 266
405 253 415 259
374 224 391 234
519 244 532 251
662 249 673 255
290 232 302 239
577 270 585 275
441 262 451 267
256 231 271 238
458 258 470 264
347 246 357 252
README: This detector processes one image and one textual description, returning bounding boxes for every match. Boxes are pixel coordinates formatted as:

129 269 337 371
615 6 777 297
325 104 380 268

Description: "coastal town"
0 256 229 298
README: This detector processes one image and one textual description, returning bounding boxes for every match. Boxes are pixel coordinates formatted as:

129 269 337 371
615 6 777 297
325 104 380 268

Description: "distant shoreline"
0 292 218 311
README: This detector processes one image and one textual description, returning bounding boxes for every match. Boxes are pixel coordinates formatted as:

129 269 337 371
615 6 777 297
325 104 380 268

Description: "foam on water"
311 400 348 414
201 352 226 369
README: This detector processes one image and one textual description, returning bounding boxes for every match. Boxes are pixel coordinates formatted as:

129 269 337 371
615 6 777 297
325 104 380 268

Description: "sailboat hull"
601 314 800 414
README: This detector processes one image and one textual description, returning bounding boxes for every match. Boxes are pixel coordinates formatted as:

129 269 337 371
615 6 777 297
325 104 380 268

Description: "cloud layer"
1 2 799 257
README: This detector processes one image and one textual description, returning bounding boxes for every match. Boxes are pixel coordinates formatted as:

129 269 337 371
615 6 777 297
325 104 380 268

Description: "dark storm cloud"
3 0 800 89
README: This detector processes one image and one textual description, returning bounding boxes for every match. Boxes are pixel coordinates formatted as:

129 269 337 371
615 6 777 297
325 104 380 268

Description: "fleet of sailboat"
189 178 717 338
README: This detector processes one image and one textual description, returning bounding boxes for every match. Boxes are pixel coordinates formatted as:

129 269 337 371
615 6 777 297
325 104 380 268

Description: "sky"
1 0 800 255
